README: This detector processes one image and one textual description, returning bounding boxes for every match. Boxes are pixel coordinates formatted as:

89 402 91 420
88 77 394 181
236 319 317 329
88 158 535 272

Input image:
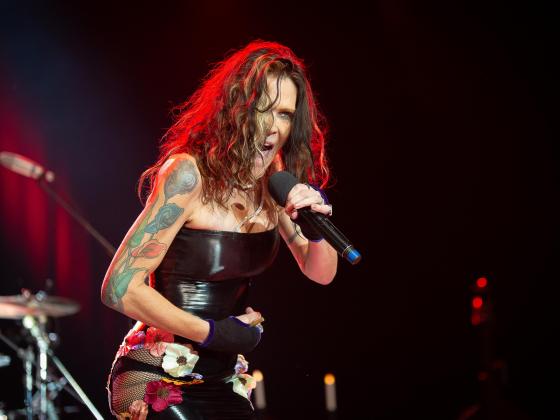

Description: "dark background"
1 1 557 419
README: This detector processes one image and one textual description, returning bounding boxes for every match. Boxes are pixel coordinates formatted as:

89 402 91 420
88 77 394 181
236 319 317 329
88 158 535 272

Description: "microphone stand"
36 176 116 257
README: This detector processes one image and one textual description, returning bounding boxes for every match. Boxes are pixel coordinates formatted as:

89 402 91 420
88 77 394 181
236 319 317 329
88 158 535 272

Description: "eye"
278 111 294 121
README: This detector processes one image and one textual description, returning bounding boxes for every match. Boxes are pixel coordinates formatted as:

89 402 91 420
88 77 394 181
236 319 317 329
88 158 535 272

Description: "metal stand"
0 322 104 420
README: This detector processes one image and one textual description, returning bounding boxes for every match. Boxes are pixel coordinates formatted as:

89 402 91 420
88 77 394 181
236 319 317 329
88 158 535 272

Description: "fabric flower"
234 354 249 374
125 331 146 350
144 327 174 357
116 345 130 358
143 380 183 412
162 343 200 377
229 373 257 400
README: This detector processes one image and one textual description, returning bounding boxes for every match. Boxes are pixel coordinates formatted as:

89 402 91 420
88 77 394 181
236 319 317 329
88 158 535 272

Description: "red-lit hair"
138 40 330 207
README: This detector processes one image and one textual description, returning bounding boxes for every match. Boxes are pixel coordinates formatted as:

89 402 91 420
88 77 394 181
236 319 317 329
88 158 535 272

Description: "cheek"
279 121 292 140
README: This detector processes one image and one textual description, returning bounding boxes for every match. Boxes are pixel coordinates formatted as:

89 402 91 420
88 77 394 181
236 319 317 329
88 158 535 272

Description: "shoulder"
158 153 199 177
156 153 202 195
143 153 202 210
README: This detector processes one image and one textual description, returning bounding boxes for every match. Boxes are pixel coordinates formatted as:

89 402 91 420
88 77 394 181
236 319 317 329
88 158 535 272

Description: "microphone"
0 151 55 182
269 171 362 265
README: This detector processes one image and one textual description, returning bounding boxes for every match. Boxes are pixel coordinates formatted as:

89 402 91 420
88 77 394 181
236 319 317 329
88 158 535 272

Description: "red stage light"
476 277 488 289
472 296 483 309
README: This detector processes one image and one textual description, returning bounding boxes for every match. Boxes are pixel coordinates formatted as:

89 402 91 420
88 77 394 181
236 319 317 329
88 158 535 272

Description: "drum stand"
0 317 103 420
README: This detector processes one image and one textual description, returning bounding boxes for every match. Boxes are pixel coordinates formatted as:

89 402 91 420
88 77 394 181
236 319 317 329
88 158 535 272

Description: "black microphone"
268 171 362 265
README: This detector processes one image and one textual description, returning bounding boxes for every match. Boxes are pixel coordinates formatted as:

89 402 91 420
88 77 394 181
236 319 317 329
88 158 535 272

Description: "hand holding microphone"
268 171 362 265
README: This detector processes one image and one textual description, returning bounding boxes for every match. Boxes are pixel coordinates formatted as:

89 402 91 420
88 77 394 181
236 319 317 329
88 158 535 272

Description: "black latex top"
154 226 280 321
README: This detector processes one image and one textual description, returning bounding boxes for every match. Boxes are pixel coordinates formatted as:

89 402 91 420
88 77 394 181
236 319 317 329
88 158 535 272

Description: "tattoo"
164 159 198 199
287 223 302 244
145 203 184 234
103 159 198 309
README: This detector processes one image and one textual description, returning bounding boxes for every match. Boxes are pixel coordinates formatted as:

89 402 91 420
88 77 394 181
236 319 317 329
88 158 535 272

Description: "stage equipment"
0 290 103 420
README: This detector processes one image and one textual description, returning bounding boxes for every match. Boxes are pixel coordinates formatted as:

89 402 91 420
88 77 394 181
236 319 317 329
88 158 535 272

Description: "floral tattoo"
103 160 198 309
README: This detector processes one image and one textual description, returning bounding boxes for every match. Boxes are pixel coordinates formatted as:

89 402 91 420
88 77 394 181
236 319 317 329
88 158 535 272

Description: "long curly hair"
138 40 330 209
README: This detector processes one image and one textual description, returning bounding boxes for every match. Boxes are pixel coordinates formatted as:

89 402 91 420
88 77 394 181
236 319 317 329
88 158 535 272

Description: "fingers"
129 400 148 420
237 308 264 326
285 184 324 217
310 203 333 216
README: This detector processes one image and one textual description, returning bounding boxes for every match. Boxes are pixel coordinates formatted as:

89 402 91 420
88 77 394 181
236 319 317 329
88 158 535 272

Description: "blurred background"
0 1 557 419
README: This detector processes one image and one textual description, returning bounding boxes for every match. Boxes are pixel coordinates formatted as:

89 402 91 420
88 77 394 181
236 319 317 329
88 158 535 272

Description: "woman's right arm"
100 154 210 343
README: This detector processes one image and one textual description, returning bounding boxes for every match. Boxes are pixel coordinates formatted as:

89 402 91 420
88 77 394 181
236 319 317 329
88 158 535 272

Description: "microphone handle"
299 209 362 265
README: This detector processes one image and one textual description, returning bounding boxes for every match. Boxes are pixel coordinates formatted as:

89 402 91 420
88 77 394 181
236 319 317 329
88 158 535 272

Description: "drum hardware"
0 353 10 368
0 290 103 420
1 154 117 418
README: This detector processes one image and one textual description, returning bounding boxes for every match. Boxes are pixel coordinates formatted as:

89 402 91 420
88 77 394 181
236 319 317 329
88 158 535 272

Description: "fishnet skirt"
107 348 256 419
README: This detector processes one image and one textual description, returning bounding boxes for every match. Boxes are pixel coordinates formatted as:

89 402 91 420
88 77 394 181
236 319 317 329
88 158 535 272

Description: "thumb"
246 307 254 314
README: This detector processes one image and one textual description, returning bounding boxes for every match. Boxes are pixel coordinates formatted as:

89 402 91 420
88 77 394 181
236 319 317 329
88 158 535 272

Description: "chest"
186 190 276 233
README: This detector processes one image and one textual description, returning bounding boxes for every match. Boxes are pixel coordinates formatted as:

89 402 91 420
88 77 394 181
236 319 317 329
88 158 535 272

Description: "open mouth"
260 143 274 152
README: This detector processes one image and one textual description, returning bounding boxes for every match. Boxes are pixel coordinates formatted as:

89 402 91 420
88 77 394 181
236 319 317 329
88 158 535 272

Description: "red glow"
0 93 50 281
476 277 488 288
472 296 483 309
471 313 481 325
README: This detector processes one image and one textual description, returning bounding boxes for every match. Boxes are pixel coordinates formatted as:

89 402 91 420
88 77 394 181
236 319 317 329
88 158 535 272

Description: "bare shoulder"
154 153 202 199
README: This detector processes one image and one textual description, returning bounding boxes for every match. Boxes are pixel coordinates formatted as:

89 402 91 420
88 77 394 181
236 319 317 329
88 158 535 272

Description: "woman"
101 40 337 419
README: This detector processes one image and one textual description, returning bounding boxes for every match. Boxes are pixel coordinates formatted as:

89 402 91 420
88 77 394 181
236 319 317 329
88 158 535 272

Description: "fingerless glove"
199 316 261 354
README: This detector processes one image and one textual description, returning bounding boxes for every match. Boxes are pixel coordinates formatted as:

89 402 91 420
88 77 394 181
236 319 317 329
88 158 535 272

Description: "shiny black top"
154 226 280 321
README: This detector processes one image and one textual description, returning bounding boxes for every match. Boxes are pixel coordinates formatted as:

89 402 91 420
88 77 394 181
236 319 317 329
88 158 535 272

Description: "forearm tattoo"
103 160 198 309
287 223 302 244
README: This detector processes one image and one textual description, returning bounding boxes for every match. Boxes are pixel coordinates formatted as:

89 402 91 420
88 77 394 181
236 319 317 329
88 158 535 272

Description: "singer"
101 40 337 420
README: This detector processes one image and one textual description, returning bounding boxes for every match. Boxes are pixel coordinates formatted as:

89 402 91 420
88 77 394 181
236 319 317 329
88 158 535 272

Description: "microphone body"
0 151 55 182
297 208 362 264
268 171 362 265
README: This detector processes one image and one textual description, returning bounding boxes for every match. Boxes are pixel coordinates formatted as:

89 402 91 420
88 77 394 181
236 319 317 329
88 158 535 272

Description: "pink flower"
143 380 183 412
144 327 174 357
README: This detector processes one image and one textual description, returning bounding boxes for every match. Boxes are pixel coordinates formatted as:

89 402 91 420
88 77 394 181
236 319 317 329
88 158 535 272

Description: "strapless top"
154 226 280 321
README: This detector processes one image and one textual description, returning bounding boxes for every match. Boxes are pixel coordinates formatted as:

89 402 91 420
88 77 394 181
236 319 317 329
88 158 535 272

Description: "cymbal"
0 294 80 319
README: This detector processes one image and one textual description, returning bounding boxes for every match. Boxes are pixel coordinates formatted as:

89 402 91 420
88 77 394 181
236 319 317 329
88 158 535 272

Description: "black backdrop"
1 2 557 419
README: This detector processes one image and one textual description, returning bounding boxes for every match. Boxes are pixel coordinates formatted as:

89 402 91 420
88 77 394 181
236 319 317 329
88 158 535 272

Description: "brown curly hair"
138 40 330 209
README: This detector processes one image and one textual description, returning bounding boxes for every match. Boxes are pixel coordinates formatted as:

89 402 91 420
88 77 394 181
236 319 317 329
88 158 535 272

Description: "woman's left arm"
277 183 338 285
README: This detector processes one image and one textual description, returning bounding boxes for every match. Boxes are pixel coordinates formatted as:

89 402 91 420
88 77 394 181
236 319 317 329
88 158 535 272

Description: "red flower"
143 380 183 412
125 331 146 350
131 240 167 258
145 327 174 357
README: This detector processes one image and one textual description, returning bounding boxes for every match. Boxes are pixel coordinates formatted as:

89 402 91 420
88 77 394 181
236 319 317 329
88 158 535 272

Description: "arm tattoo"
103 159 199 310
287 223 302 244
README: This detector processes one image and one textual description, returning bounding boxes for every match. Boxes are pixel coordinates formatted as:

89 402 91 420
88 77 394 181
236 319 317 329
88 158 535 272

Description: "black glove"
199 316 261 354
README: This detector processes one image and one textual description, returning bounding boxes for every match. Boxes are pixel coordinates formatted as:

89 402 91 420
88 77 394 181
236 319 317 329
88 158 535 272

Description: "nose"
267 115 278 136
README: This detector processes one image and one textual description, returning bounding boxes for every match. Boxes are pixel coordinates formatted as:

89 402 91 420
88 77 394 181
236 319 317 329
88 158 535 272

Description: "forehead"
266 74 297 109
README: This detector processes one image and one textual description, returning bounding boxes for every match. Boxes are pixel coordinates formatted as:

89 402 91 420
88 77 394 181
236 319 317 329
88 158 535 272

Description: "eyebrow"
276 107 296 114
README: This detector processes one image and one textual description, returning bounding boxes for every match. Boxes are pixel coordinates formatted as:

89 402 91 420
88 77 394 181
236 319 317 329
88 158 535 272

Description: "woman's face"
253 74 297 178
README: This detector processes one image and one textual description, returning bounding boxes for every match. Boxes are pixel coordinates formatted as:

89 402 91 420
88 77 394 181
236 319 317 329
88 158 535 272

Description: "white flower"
161 343 199 377
229 373 256 401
